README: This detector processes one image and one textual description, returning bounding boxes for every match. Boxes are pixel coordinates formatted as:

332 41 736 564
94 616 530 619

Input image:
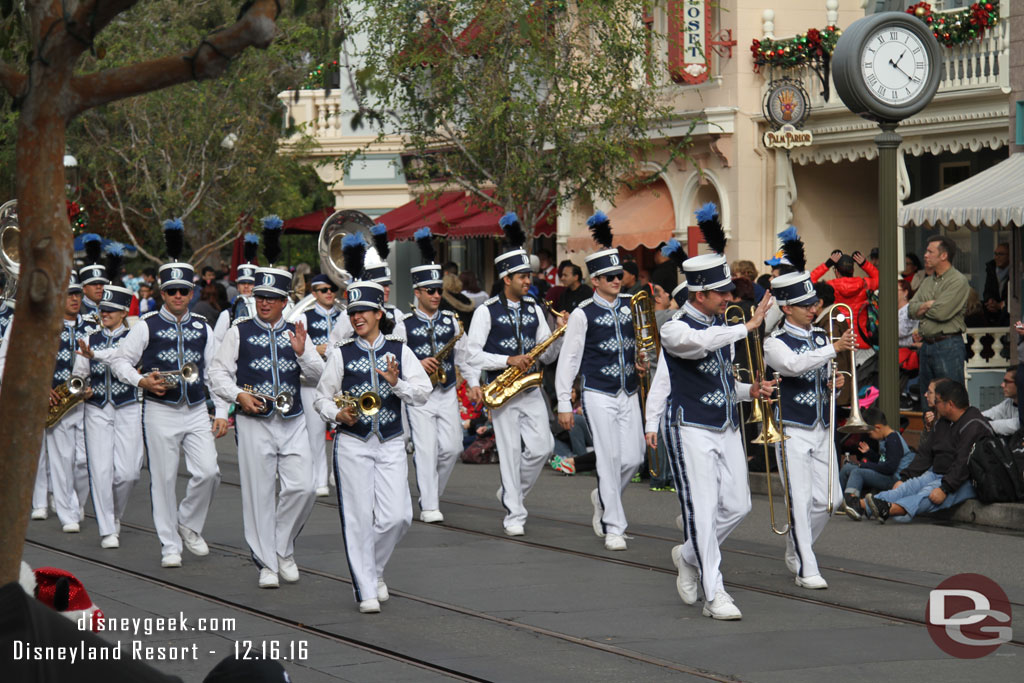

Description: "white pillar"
762 10 775 40
825 0 839 26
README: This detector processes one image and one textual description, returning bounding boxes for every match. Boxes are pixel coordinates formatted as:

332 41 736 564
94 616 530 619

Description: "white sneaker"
259 568 279 589
795 574 829 590
590 488 605 538
377 579 390 602
604 534 627 551
315 486 330 497
419 509 444 523
278 555 299 583
671 544 699 605
784 553 800 576
703 591 742 620
100 534 119 549
30 508 47 521
504 524 525 537
675 514 684 533
358 598 381 614
177 524 209 556
62 522 80 534
161 553 182 568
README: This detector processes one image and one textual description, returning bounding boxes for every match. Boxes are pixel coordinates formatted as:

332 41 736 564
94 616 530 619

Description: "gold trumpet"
46 376 89 428
631 289 661 477
333 390 383 417
241 384 294 414
824 303 872 514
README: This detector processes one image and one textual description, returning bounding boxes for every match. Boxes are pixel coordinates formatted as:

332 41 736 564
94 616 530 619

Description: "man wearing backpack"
866 379 985 523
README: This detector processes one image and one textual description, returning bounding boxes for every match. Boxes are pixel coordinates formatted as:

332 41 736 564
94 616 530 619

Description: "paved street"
20 432 1024 682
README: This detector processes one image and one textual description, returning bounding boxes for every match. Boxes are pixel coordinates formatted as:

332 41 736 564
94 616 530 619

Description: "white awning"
900 153 1024 231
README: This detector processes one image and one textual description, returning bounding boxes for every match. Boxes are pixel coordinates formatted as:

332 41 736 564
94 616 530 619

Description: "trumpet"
240 384 294 414
46 376 89 428
333 390 383 417
151 362 200 388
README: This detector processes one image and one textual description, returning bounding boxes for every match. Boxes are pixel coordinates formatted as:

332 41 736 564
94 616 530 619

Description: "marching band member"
403 228 464 523
78 233 107 324
213 233 259 347
314 233 430 613
106 218 229 569
0 292 12 339
657 204 774 620
329 224 406 343
77 246 142 549
464 213 566 537
763 233 853 590
555 212 644 551
301 273 343 497
210 236 325 588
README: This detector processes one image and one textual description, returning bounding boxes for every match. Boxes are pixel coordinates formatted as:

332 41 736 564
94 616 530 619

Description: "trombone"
824 303 872 514
725 305 792 535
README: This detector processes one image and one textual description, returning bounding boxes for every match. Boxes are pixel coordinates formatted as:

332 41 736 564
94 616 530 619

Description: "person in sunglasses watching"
106 219 229 570
301 273 344 496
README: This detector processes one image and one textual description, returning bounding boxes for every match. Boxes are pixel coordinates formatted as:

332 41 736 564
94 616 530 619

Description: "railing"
965 326 1012 369
279 90 346 139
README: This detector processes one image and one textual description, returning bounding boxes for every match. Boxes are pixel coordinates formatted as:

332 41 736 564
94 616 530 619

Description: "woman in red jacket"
810 250 879 350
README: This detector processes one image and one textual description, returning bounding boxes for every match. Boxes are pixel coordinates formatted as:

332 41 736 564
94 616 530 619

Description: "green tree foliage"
345 0 693 235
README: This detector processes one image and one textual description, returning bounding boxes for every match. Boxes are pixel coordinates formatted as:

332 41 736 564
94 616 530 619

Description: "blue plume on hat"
342 232 368 280
499 211 526 249
261 215 282 265
370 222 390 261
777 225 798 243
695 202 726 255
162 218 184 260
661 238 687 273
586 211 613 249
243 232 259 264
414 226 436 264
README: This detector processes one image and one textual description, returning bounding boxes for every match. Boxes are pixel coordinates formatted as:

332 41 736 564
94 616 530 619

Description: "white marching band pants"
85 401 143 536
235 413 316 574
142 401 221 556
581 389 645 536
300 385 329 489
407 385 462 512
774 423 842 579
333 431 412 603
33 404 88 526
666 423 752 600
492 388 554 529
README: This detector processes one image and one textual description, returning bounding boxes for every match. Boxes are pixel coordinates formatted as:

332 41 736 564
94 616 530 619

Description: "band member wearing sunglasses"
554 212 644 552
210 267 325 589
402 228 464 524
301 273 343 497
106 220 228 569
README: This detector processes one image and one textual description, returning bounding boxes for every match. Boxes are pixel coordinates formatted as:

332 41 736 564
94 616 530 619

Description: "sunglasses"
313 287 336 294
164 288 191 297
422 288 442 296
602 273 624 282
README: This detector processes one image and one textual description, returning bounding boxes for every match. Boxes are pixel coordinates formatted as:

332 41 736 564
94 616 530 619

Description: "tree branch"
190 215 247 266
66 0 282 117
0 63 26 99
96 169 162 264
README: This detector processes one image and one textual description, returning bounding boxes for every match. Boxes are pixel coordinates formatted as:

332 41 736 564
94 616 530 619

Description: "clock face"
860 27 930 106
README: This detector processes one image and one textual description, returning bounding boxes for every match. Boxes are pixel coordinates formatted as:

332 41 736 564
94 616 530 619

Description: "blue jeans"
554 413 591 459
917 336 965 410
840 463 898 496
875 469 976 519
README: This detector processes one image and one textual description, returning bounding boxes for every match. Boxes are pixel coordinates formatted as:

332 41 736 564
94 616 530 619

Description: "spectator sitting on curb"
550 383 595 475
981 369 1019 437
840 407 915 521
866 379 989 524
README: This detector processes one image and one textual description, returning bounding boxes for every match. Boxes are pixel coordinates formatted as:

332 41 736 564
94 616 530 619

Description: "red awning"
376 190 556 239
374 191 465 237
388 192 493 239
448 202 555 237
282 207 334 234
566 187 674 251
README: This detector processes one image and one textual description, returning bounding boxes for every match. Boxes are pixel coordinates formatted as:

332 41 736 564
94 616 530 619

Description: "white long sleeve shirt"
762 322 837 378
982 397 1020 436
105 307 228 419
644 349 671 434
208 316 326 408
463 297 563 388
313 334 431 424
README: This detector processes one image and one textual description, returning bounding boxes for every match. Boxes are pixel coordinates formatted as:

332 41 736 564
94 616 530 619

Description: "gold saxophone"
46 376 89 428
482 316 567 409
428 319 464 387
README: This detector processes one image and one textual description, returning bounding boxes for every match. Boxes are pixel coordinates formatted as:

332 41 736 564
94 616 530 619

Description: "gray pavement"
18 431 1024 682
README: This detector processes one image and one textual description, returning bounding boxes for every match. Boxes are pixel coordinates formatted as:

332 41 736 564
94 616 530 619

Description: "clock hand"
888 58 912 80
893 50 906 67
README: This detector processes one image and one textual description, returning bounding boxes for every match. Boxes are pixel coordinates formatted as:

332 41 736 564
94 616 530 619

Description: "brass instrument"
0 199 19 302
482 309 568 409
631 289 661 476
824 303 872 514
240 384 294 415
725 304 792 534
46 376 89 428
427 318 464 387
333 390 383 417
151 362 200 388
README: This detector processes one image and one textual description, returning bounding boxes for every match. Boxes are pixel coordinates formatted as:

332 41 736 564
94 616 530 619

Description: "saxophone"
482 317 568 409
427 319 464 387
46 376 89 428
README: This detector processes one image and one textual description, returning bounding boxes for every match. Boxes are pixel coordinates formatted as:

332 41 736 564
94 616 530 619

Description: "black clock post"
875 121 901 425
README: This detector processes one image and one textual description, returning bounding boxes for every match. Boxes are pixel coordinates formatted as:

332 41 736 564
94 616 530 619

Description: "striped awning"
900 153 1024 230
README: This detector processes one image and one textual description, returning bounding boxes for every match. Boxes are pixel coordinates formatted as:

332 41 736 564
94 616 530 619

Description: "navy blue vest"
578 294 638 397
233 316 303 419
81 297 101 325
337 335 406 442
53 316 92 388
663 308 740 431
230 295 253 322
0 301 13 341
480 295 540 384
137 309 209 406
767 325 832 428
403 309 459 390
86 326 136 408
303 305 342 347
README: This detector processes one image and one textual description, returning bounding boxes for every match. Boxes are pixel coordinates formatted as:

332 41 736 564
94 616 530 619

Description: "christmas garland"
751 26 842 71
906 2 999 48
296 60 340 90
67 200 88 233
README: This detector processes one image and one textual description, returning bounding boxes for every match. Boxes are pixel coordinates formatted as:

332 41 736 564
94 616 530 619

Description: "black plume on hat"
499 212 526 249
342 232 367 281
780 228 806 272
243 233 259 264
261 215 283 266
162 218 184 260
660 239 687 274
586 211 613 249
695 202 727 255
414 226 436 264
370 223 390 261
104 242 124 282
83 234 103 266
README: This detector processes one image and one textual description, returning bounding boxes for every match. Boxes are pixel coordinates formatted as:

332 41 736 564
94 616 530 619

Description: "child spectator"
839 407 914 521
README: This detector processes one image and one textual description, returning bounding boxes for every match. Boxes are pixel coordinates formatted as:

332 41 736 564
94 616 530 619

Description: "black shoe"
865 493 890 524
843 493 862 521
